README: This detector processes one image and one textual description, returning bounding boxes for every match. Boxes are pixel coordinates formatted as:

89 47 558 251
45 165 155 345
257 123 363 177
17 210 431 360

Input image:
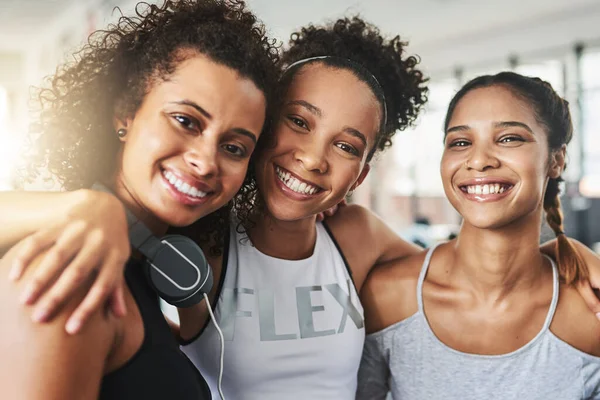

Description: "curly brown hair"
18 0 280 255
280 16 429 161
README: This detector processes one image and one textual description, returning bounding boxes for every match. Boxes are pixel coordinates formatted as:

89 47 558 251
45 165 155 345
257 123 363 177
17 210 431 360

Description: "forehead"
284 63 381 133
449 85 540 130
149 53 267 131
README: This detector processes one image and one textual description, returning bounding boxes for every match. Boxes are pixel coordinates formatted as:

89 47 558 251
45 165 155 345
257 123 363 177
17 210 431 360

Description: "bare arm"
0 189 130 333
0 247 116 399
326 204 422 291
0 190 89 253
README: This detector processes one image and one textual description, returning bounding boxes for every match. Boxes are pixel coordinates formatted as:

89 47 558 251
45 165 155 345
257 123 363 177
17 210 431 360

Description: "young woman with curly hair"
0 0 279 398
3 12 600 400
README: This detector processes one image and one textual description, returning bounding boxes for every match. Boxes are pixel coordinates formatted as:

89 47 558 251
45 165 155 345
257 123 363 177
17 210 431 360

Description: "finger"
9 228 58 281
575 281 600 319
316 213 324 222
110 279 127 318
65 267 116 334
64 248 129 334
325 205 338 217
21 222 88 305
30 231 103 322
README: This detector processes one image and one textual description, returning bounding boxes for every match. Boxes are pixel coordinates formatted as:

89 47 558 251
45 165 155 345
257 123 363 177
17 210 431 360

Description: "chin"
462 211 524 231
266 201 309 222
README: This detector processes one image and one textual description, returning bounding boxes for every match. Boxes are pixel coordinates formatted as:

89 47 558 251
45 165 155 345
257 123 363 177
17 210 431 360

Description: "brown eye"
174 115 199 131
449 139 470 148
222 144 246 157
336 142 359 156
287 116 309 130
499 135 525 144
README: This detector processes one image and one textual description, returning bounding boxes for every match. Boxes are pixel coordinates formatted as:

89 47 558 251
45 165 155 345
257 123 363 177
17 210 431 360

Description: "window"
580 49 600 196
0 86 15 191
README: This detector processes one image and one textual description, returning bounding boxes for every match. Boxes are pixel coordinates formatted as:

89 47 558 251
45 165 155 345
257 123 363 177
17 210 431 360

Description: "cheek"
440 153 460 189
221 159 251 194
333 162 362 193
126 122 174 164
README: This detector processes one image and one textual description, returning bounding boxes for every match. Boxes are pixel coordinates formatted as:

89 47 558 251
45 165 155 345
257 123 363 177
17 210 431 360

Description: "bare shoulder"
361 249 428 334
326 203 378 232
541 238 600 269
0 249 116 398
551 282 600 357
325 204 421 290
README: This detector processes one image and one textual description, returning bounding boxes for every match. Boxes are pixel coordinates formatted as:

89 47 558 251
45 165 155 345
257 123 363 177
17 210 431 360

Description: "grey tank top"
357 245 600 400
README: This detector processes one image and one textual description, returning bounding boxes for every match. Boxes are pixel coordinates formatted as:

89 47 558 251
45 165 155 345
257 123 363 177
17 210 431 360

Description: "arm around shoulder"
332 204 422 264
0 249 117 399
361 251 426 335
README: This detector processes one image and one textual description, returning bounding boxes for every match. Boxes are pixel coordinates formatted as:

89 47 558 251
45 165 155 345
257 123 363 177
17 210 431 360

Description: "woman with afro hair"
0 0 279 399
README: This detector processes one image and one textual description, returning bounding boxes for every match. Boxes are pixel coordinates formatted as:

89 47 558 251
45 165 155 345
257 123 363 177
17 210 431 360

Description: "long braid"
543 179 588 284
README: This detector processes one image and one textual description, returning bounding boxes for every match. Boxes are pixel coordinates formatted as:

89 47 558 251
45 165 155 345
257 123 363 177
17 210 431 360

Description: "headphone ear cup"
145 235 213 307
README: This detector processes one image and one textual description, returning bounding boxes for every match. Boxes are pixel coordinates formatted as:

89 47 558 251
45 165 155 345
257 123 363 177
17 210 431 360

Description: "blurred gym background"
0 0 599 251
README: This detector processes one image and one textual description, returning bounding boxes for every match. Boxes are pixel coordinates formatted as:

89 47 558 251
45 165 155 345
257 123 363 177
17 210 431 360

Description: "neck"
108 175 168 237
249 211 318 260
451 211 547 304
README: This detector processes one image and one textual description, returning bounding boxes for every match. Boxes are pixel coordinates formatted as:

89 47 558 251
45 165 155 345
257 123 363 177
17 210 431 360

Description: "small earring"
117 128 127 138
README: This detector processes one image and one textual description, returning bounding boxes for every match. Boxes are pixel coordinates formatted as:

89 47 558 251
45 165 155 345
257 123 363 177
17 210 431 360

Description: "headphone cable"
203 293 226 400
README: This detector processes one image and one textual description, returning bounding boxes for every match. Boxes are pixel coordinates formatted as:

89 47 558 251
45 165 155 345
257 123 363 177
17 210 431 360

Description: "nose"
184 141 219 177
465 145 500 171
294 140 329 174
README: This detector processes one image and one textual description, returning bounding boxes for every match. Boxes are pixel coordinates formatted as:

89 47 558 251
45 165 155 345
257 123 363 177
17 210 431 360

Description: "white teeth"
162 170 208 198
291 179 300 191
275 166 319 195
465 183 510 195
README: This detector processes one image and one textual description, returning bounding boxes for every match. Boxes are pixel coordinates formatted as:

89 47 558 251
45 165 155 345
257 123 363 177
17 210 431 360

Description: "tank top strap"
541 254 560 331
417 244 441 313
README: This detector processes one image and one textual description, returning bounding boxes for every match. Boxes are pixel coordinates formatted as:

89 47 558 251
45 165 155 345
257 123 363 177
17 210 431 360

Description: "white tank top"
181 221 365 400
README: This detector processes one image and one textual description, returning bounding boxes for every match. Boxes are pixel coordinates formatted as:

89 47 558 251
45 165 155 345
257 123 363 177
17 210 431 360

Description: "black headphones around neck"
92 183 213 307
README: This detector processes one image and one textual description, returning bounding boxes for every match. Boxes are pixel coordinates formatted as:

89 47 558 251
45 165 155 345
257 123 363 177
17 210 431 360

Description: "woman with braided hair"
358 72 600 399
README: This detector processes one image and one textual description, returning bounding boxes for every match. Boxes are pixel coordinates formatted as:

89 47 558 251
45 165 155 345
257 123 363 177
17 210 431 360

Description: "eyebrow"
495 121 534 134
232 128 257 144
343 127 367 147
446 125 469 134
171 100 257 143
287 100 322 117
446 121 534 135
171 100 212 119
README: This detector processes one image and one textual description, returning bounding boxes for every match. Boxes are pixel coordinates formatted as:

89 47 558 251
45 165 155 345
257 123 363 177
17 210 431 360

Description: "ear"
113 116 131 143
548 144 566 179
350 164 371 192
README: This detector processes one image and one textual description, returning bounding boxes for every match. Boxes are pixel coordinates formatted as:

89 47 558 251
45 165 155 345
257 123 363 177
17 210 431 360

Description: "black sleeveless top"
99 258 211 399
